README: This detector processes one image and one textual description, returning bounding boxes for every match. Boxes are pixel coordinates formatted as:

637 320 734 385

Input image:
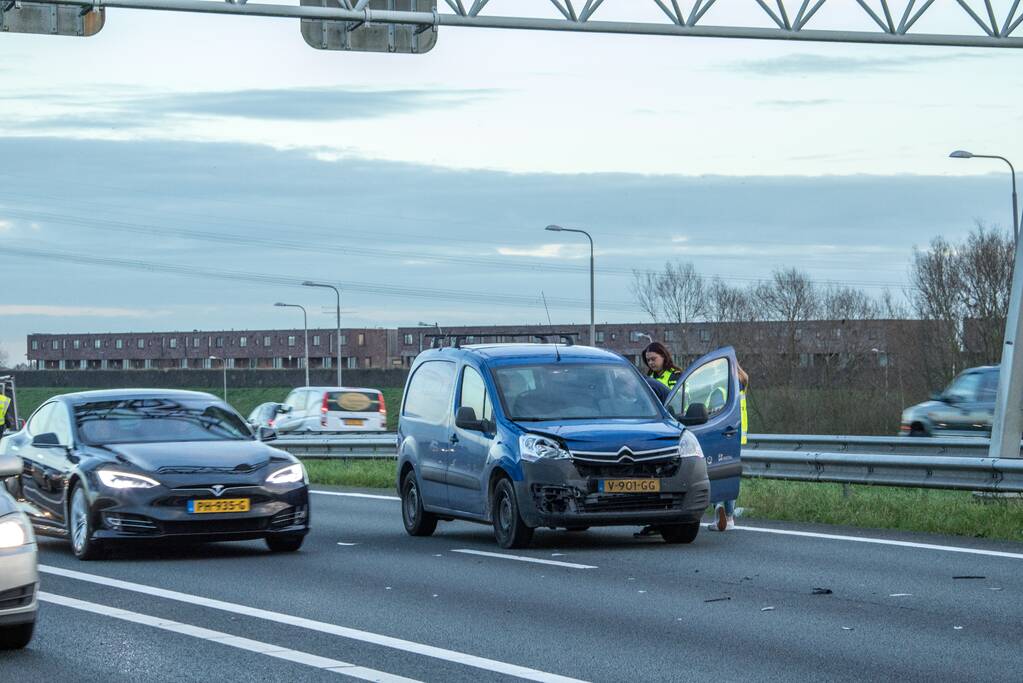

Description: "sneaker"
724 517 735 531
715 504 728 532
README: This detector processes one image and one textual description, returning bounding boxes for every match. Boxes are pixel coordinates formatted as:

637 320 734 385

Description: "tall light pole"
545 225 595 346
275 302 310 387
950 150 1020 242
303 281 342 387
209 355 226 402
950 150 1023 460
418 321 441 352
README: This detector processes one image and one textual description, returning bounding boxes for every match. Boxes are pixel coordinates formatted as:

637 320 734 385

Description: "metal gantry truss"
24 0 1023 48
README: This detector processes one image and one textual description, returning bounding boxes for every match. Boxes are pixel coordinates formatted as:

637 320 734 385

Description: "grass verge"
301 460 1023 543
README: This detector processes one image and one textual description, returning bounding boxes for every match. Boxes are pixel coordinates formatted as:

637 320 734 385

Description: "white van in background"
275 387 387 433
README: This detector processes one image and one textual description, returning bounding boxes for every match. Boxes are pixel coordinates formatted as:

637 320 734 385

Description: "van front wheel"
492 479 534 549
401 472 437 537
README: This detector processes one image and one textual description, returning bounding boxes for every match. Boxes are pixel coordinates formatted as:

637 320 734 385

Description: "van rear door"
323 390 385 431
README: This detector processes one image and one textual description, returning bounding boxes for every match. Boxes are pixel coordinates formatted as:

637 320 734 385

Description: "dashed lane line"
38 565 588 683
450 549 597 570
39 592 422 683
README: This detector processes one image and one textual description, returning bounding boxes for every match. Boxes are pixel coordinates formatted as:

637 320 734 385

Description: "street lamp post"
950 150 1020 242
209 355 226 402
545 225 595 346
950 150 1023 460
303 281 342 387
418 321 442 352
275 302 310 387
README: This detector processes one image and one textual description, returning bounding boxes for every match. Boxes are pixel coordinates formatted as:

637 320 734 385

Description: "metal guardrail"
275 432 1023 493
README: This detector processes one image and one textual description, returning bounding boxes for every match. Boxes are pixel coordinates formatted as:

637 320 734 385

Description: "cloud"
497 244 586 259
0 305 163 318
758 98 836 108
726 52 989 75
2 87 497 133
0 220 11 232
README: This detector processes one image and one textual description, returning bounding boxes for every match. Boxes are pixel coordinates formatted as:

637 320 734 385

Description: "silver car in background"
0 451 37 650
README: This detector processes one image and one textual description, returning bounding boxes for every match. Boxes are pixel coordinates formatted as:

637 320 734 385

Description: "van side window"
459 366 493 423
669 358 730 419
306 392 323 411
403 361 457 423
978 373 998 402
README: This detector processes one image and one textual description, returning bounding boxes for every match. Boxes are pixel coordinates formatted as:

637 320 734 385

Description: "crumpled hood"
89 440 284 474
519 419 682 459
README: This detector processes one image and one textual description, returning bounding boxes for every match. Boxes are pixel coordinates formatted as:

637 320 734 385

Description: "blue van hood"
521 419 682 458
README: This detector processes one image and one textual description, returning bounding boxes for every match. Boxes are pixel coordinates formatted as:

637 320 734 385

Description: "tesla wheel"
69 485 105 561
0 622 34 650
492 479 534 549
660 522 700 544
265 534 305 553
401 472 437 537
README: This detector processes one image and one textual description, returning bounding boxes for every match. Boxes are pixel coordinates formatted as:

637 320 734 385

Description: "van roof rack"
423 332 579 349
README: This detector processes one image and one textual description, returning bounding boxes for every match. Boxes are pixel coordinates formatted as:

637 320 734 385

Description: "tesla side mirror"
455 406 486 432
257 426 278 442
679 403 709 427
32 432 63 448
0 454 22 478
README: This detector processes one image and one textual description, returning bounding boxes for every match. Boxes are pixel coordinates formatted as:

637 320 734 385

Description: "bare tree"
630 261 707 323
755 268 820 323
631 269 663 322
0 343 8 369
820 285 878 320
707 278 756 323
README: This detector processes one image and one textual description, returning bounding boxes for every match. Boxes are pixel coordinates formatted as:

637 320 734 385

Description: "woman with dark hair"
643 342 683 390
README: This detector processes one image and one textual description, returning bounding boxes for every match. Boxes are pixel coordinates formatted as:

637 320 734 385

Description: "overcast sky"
1 1 1021 363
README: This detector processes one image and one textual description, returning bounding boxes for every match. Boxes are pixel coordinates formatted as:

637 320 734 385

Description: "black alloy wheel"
68 484 105 561
0 622 34 650
492 478 534 549
401 472 438 536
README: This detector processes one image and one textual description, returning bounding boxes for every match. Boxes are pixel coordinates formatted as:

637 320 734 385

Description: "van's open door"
664 347 741 504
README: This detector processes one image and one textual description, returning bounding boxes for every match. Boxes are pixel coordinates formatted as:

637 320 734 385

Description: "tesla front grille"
158 463 266 475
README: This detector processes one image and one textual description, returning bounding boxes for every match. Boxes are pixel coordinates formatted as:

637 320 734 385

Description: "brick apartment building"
26 319 924 372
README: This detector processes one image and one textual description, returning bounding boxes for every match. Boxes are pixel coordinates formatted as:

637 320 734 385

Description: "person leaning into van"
643 342 683 390
709 362 749 532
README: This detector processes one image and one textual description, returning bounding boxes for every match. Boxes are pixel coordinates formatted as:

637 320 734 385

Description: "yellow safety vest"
740 390 748 445
654 370 681 389
0 394 10 422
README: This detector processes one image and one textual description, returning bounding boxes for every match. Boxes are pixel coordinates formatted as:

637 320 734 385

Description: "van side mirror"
0 454 22 478
679 404 709 427
257 426 278 442
32 432 63 448
455 406 488 432
279 405 293 414
16 419 25 431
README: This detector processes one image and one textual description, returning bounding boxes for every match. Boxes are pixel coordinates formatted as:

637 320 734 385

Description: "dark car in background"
0 389 310 560
901 365 998 437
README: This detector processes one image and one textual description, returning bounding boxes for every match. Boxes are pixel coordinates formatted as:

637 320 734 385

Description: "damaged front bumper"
514 456 710 528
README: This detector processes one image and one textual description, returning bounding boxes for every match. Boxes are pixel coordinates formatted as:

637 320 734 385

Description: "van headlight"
678 431 704 459
267 463 307 485
0 514 30 549
519 434 571 462
98 470 161 489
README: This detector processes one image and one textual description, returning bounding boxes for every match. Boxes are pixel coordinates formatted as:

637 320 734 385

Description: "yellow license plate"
188 498 250 514
599 479 661 493
344 418 365 426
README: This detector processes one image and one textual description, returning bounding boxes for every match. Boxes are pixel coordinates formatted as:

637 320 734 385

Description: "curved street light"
545 224 595 346
275 302 310 387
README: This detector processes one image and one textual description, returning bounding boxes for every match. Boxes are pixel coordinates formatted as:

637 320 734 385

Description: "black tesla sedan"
0 390 309 560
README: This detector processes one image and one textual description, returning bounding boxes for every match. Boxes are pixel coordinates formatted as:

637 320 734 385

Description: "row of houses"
25 318 920 372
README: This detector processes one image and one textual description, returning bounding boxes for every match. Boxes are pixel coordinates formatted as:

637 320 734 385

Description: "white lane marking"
313 491 400 501
736 525 1023 560
39 565 587 683
450 549 597 570
39 592 420 683
314 489 1023 562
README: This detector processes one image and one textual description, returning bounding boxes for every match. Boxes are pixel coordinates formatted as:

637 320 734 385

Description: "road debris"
953 576 986 580
761 606 775 612
812 588 833 595
841 627 854 631
704 597 731 603
889 593 912 597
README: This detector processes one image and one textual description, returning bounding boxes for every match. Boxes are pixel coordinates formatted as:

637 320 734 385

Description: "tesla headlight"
678 430 704 459
97 470 161 489
519 434 571 462
0 515 30 549
267 463 307 485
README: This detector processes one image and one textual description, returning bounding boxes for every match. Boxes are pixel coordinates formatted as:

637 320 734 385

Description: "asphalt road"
3 487 1023 682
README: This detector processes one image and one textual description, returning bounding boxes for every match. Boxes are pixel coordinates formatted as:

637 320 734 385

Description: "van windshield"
494 363 661 421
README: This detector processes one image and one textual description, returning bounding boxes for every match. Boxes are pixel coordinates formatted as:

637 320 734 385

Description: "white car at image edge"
0 450 37 650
